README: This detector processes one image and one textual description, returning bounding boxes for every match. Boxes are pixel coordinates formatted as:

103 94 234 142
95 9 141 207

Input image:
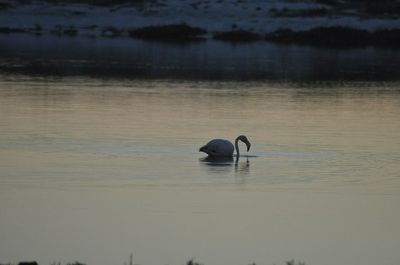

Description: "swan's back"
201 139 234 157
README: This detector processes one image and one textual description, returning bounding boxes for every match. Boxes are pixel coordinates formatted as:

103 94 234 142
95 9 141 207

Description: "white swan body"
199 135 251 157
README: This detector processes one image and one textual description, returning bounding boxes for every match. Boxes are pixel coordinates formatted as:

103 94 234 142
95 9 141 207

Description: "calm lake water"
1 38 400 265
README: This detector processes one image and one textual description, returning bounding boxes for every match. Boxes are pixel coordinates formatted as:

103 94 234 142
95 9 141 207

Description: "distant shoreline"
1 0 400 81
1 24 399 48
1 0 400 47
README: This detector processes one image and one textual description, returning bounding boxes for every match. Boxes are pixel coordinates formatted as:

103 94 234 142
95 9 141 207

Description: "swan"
199 135 251 157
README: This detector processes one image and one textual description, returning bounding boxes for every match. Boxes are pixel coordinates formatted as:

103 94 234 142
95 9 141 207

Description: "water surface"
1 76 400 265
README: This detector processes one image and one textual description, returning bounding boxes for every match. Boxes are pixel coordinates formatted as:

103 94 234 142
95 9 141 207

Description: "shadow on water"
199 156 251 177
200 156 234 165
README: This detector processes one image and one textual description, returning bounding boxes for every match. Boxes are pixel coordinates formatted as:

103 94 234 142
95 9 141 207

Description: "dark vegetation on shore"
1 23 400 48
128 24 206 41
213 30 261 42
265 27 400 48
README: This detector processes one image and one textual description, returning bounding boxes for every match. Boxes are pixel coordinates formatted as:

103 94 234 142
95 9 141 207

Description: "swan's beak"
246 142 251 152
199 146 206 153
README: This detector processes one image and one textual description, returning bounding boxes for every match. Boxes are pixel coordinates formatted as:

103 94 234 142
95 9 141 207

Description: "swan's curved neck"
235 137 240 157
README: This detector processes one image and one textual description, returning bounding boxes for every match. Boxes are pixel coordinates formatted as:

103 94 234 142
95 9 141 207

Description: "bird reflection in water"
199 155 250 176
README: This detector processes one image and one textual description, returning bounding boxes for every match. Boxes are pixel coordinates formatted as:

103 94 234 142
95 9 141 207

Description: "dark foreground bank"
2 259 306 265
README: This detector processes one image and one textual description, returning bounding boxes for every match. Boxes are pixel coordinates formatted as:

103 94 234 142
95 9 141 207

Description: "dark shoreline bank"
1 24 400 48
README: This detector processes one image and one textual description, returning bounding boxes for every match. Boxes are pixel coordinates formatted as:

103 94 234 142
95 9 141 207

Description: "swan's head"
237 135 251 152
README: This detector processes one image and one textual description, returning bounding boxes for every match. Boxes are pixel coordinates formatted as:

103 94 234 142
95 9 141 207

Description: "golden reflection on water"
1 78 400 265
